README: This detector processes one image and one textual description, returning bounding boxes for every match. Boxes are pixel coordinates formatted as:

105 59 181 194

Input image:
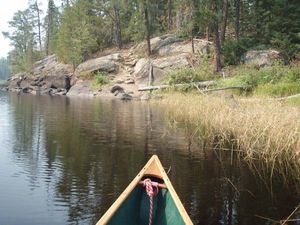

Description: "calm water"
0 91 299 225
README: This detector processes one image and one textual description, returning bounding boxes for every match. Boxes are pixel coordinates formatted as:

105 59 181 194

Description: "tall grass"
157 93 300 181
217 64 300 97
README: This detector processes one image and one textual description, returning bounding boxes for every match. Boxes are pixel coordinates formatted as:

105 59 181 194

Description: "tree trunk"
213 27 222 73
235 0 240 41
35 0 42 51
167 0 172 30
46 19 50 55
220 0 228 44
144 6 151 56
46 1 53 55
138 81 216 91
190 0 194 53
212 0 222 73
191 32 195 54
113 4 122 49
206 26 210 41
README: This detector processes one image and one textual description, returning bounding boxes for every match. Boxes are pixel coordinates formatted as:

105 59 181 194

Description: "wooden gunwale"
96 155 193 225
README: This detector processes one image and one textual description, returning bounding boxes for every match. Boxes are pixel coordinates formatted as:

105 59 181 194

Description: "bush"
255 83 300 97
221 39 248 66
164 58 214 85
94 71 109 86
216 64 300 97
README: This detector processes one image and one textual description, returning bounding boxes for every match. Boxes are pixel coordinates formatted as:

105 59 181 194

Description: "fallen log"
138 81 216 91
203 86 248 93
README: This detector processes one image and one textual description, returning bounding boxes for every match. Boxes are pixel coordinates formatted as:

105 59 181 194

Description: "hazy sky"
0 0 57 58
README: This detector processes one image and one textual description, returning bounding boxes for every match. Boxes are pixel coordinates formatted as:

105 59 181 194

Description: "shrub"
216 64 300 97
221 39 247 66
255 82 300 97
164 58 214 85
94 71 109 86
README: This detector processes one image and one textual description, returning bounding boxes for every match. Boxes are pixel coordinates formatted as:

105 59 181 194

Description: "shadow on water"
0 91 299 225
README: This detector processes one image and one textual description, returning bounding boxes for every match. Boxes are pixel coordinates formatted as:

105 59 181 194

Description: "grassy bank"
156 93 300 180
164 62 300 99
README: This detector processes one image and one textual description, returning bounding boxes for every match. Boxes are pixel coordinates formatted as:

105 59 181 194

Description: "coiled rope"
143 178 159 225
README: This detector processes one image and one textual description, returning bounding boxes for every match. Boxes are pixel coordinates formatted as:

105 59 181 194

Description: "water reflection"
0 92 298 225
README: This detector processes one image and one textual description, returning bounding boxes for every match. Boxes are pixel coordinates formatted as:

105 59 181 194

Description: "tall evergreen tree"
29 0 43 51
45 0 60 55
56 0 98 67
220 0 228 44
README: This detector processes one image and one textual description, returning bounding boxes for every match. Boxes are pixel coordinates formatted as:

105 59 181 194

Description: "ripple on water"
0 93 299 225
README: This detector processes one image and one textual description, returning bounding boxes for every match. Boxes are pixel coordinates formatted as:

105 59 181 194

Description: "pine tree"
56 0 98 67
45 0 60 55
29 0 43 51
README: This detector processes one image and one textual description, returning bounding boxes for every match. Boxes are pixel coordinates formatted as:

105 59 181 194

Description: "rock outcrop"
243 50 283 67
6 55 73 95
74 53 120 76
4 34 287 100
3 36 213 98
157 39 212 56
66 80 95 97
133 35 182 55
133 53 191 86
32 55 73 77
133 34 212 57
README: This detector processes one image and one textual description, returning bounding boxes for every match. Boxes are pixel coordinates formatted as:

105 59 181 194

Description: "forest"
3 0 300 74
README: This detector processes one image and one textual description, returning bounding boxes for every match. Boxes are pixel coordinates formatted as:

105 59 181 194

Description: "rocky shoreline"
2 35 282 100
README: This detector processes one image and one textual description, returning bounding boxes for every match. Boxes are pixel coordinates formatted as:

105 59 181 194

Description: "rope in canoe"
143 178 159 225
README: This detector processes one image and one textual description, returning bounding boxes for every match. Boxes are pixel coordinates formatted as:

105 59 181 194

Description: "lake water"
0 91 299 225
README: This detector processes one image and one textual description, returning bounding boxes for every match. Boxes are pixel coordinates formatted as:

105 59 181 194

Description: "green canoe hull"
107 186 185 225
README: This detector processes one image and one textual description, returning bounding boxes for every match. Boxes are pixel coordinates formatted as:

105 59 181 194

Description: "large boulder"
134 53 191 86
133 35 212 57
74 53 120 76
41 75 71 90
243 50 283 67
67 80 94 97
7 73 31 92
133 35 182 55
152 53 190 69
6 55 73 95
32 55 73 77
157 39 212 56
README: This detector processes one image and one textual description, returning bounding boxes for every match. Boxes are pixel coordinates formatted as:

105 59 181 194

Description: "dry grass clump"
157 93 300 178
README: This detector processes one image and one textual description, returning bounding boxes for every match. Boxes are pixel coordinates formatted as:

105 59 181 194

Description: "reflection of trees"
7 93 300 225
9 94 46 190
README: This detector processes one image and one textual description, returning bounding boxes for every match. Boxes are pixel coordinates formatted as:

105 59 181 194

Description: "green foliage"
44 0 60 55
3 0 300 76
55 0 98 66
94 71 109 86
126 10 146 43
217 64 300 97
221 39 248 65
239 0 300 60
164 59 214 85
255 82 300 97
3 8 41 73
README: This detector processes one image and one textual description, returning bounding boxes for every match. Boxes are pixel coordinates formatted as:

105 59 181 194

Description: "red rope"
143 178 159 225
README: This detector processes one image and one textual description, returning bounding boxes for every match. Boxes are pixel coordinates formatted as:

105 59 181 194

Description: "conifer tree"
45 0 60 55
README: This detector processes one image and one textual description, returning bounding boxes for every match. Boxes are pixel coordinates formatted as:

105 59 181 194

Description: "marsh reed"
157 93 300 180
